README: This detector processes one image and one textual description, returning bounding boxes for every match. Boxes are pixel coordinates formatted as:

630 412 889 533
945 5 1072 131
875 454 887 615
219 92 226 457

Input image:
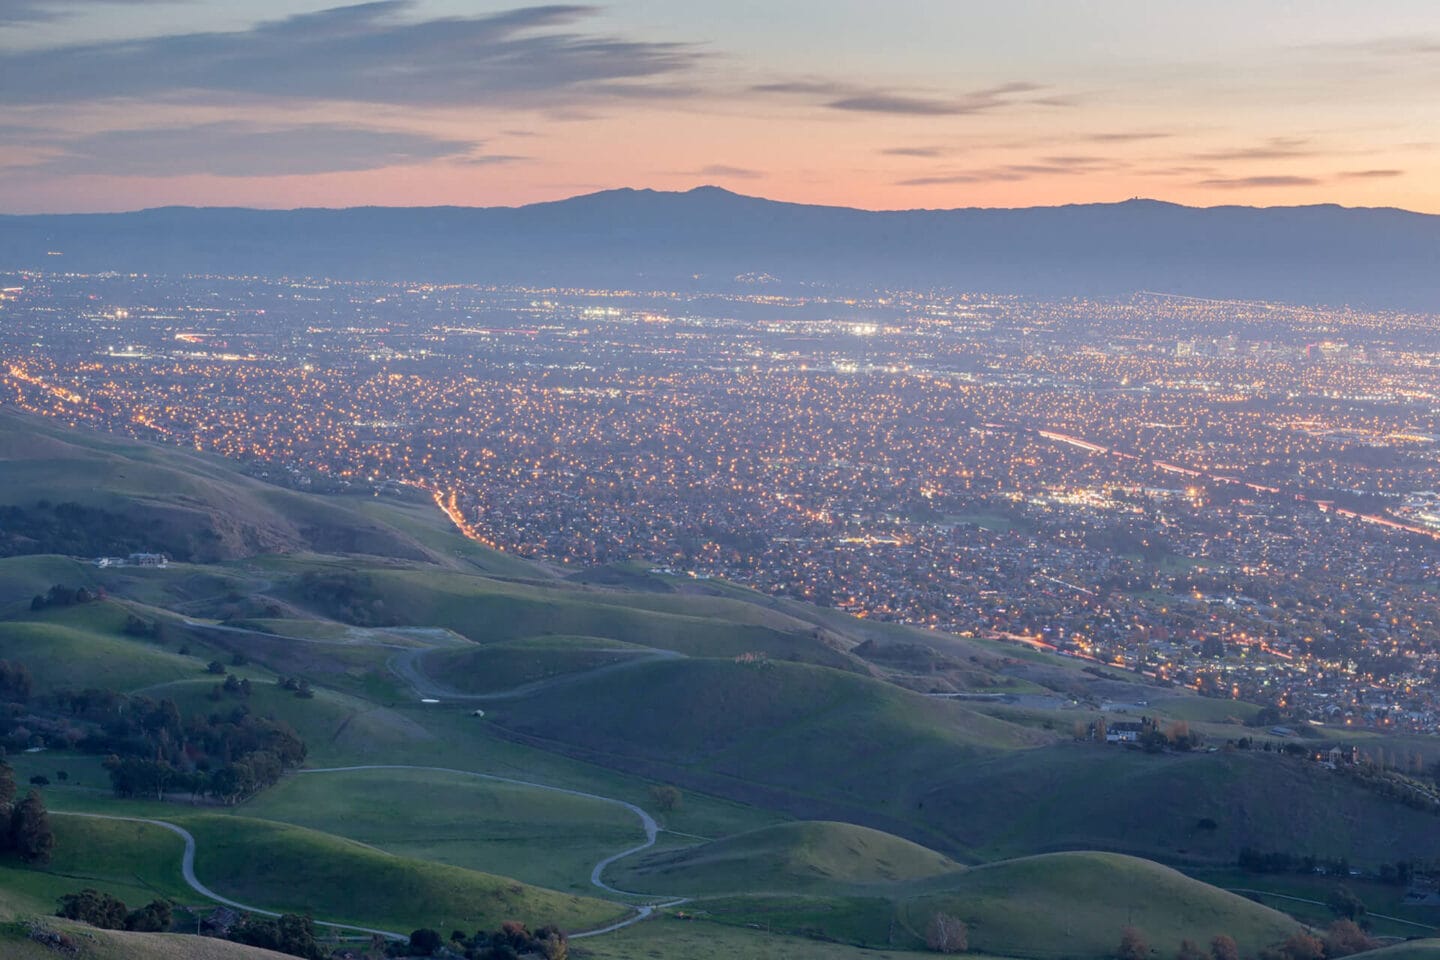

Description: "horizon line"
0 185 1432 219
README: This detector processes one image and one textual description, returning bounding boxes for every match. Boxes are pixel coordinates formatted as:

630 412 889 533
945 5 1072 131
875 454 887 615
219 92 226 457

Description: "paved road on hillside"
388 645 685 702
56 764 688 942
52 812 405 941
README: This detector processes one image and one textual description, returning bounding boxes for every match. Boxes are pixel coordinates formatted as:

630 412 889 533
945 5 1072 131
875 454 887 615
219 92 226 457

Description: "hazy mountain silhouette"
2 186 1437 307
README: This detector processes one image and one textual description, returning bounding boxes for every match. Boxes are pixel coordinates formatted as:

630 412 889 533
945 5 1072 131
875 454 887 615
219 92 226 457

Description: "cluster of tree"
297 571 398 627
0 501 179 559
0 660 33 704
29 583 103 611
207 674 256 702
398 920 568 959
122 614 168 641
56 889 173 932
223 913 327 959
1332 760 1440 814
0 763 54 864
1256 921 1378 960
1117 927 1374 960
277 676 316 699
99 698 306 804
0 674 306 804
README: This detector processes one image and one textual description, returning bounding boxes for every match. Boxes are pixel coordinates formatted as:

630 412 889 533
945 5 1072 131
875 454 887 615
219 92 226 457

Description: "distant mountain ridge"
2 186 1438 308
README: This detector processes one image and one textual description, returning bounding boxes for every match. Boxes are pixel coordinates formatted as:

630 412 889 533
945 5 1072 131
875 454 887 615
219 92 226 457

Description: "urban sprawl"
4 275 1440 732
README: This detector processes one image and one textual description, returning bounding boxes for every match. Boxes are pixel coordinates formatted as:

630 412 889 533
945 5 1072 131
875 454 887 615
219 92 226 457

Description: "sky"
0 0 1437 213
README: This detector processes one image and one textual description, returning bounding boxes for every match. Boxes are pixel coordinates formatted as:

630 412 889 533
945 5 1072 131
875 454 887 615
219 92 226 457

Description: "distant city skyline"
0 0 1437 213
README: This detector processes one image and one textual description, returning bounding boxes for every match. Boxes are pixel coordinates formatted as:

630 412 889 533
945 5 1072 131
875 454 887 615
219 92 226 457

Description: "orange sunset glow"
0 2 1438 213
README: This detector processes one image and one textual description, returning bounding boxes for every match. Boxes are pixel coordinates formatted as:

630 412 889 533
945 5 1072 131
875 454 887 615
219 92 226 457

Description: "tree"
925 912 968 953
1327 885 1366 921
1210 935 1240 960
649 785 682 812
0 761 16 814
1276 933 1325 960
1118 925 1149 960
1176 940 1207 960
408 928 443 956
57 888 128 929
1324 920 1377 958
11 789 54 864
124 898 174 932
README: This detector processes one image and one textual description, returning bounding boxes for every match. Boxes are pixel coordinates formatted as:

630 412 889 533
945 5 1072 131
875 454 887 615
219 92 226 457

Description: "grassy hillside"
0 615 201 695
420 635 657 695
284 564 864 669
0 410 442 564
920 743 1440 865
690 852 1301 959
610 821 961 895
488 657 1049 827
241 767 642 895
899 852 1302 959
0 920 297 960
180 814 626 934
142 678 433 762
1348 942 1440 960
0 817 192 918
576 917 941 960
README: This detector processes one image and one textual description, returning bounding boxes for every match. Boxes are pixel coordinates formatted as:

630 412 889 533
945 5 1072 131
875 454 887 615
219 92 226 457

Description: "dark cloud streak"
20 122 479 177
0 2 702 107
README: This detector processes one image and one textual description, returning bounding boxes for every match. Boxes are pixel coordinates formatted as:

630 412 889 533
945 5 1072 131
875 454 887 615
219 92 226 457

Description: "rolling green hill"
180 814 626 934
0 608 203 695
0 920 298 960
610 821 961 895
486 656 1049 836
0 409 500 567
900 851 1303 959
1348 942 1440 960
690 852 1302 959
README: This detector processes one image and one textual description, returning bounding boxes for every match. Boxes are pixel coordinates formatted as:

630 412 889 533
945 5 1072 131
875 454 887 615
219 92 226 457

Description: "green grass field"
1349 942 1440 960
241 767 643 895
141 678 433 763
487 656 1048 828
573 912 947 960
0 619 201 695
0 817 192 919
609 821 960 896
683 852 1302 959
896 852 1302 959
0 919 297 960
178 814 626 934
420 637 649 694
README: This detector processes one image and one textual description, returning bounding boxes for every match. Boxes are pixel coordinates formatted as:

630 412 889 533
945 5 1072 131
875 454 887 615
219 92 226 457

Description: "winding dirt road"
56 762 687 942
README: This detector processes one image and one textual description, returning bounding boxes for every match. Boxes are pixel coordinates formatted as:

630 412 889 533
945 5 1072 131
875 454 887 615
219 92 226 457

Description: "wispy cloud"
755 78 1067 117
880 146 948 158
452 154 531 167
1085 131 1173 143
0 2 703 107
19 122 478 177
1196 175 1322 189
695 164 764 179
0 0 184 25
896 154 1123 186
1192 138 1317 161
1337 168 1404 179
